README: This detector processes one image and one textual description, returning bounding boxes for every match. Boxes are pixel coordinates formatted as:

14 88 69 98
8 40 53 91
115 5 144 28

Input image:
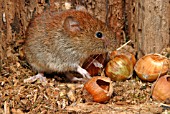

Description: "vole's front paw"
77 66 91 79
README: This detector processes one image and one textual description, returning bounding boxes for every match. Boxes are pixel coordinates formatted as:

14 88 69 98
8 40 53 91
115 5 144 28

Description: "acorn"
134 53 170 82
83 76 113 103
110 50 136 67
152 75 170 101
105 55 133 81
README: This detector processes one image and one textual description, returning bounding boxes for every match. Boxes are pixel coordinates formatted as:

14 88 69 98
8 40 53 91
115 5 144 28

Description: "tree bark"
126 0 170 58
0 0 46 74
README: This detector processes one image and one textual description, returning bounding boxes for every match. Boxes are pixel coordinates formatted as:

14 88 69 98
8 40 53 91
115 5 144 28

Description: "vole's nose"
102 37 111 49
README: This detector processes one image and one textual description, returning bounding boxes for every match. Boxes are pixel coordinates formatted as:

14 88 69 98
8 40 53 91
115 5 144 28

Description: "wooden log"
126 0 170 58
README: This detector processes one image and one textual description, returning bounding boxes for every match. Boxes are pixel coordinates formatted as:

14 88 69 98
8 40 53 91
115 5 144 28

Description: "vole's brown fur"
24 9 118 77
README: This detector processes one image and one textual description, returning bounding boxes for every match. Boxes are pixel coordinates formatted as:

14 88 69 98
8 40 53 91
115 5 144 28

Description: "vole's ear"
63 16 81 34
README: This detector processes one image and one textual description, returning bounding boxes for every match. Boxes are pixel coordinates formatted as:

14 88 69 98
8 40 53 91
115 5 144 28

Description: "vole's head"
62 10 119 55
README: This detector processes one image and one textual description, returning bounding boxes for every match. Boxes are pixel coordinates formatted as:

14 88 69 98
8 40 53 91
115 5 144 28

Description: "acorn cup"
152 75 170 101
134 53 170 82
105 55 133 81
83 76 113 103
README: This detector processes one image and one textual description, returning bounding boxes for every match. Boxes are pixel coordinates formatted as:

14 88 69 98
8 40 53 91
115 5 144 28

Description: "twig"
116 40 131 51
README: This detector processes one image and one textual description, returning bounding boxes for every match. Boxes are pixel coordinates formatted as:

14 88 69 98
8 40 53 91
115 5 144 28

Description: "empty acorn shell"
83 76 113 103
105 55 133 81
134 53 170 82
82 54 106 76
152 75 170 101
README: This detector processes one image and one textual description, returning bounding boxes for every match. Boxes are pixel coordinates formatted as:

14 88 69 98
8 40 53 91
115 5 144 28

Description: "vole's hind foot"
24 73 47 85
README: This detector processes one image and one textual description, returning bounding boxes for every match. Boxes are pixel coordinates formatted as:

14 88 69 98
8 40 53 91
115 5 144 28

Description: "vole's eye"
95 31 103 38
